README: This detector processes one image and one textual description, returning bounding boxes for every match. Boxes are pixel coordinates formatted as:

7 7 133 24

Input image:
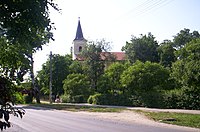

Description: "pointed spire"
74 17 85 40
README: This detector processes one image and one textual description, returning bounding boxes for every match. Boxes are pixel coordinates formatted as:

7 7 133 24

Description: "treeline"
36 28 200 109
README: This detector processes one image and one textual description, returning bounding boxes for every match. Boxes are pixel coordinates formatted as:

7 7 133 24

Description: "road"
6 106 198 132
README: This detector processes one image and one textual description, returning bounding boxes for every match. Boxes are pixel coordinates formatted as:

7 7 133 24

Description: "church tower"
72 17 87 60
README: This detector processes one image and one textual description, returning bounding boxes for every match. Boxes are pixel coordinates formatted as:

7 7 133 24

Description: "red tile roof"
75 52 126 61
109 52 126 61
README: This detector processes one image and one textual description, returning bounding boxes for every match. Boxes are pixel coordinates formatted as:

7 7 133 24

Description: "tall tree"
173 28 200 49
37 54 72 99
171 39 200 109
98 62 126 94
0 0 59 130
63 73 90 103
81 39 111 91
157 40 176 67
122 33 159 63
171 39 200 88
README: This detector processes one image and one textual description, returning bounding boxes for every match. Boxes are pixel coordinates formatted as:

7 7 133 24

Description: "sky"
33 0 200 73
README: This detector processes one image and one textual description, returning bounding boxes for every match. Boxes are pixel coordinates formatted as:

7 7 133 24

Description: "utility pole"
49 51 53 104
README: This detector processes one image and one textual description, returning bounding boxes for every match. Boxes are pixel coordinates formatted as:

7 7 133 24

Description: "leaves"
122 33 159 63
37 54 72 96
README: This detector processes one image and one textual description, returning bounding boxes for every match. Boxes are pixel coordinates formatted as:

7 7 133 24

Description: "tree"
0 0 59 130
173 28 200 49
171 39 200 109
98 62 126 94
120 61 171 107
121 61 170 92
69 60 84 74
157 40 176 67
63 74 90 103
37 54 72 99
122 33 159 63
171 39 200 88
81 39 112 91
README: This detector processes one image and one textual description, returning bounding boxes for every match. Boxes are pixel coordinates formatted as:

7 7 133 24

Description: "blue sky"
33 0 200 72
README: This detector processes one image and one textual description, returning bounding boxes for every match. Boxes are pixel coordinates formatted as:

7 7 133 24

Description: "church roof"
74 18 85 41
75 52 126 61
109 52 126 60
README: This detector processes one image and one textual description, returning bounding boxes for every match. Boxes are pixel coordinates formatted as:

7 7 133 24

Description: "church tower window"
79 46 82 52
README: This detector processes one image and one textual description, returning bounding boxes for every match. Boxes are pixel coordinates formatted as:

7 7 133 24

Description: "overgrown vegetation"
36 28 200 110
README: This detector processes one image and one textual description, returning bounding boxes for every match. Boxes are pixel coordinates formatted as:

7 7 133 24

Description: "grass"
136 110 200 128
30 103 124 112
29 103 200 129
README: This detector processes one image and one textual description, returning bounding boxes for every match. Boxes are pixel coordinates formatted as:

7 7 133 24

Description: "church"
72 18 126 61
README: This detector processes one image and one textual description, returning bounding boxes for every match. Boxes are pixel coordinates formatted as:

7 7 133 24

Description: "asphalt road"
5 106 197 132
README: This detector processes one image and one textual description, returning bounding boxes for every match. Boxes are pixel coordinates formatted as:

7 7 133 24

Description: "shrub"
60 94 70 103
163 87 200 110
73 95 85 103
182 86 200 110
141 90 164 108
87 93 104 105
13 92 25 104
24 95 33 104
88 93 131 106
163 89 183 109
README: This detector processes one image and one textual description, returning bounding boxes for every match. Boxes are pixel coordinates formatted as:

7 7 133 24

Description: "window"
79 46 82 52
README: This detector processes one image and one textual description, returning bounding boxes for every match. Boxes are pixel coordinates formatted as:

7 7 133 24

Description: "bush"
73 95 85 103
163 87 200 110
87 93 104 105
24 95 33 104
163 89 183 109
182 86 200 110
14 92 25 104
61 94 87 103
60 94 71 103
88 93 131 106
140 90 165 108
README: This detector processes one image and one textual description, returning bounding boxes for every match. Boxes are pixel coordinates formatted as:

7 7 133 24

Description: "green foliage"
122 33 159 63
157 40 176 67
0 76 25 130
81 40 112 91
24 95 33 104
121 61 170 92
163 89 184 109
14 92 25 104
0 0 59 130
98 62 126 94
63 74 90 103
143 111 200 128
0 76 16 105
173 28 200 49
60 94 70 103
38 54 72 96
69 60 84 74
163 87 200 110
87 93 104 105
171 39 200 88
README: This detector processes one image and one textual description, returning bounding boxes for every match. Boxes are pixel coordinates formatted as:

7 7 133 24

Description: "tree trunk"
30 54 40 103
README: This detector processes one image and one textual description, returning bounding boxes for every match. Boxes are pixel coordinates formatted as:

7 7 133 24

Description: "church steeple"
74 17 85 40
72 17 87 60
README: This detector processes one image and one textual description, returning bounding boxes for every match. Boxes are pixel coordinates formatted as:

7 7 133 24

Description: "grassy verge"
136 110 200 128
29 103 124 112
29 103 200 129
